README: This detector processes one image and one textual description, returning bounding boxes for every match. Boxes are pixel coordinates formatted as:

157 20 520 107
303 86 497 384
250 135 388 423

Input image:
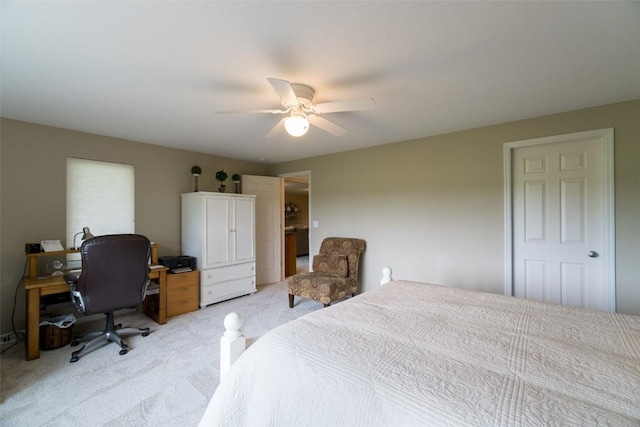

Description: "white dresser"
181 192 256 307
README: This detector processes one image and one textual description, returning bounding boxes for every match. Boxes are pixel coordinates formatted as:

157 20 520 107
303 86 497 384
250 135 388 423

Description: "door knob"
588 251 599 258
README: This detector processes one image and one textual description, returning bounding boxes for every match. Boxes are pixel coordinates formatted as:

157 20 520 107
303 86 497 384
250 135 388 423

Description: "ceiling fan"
217 78 375 137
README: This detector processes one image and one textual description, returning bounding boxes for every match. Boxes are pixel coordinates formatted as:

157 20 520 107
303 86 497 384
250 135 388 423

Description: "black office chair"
64 234 152 363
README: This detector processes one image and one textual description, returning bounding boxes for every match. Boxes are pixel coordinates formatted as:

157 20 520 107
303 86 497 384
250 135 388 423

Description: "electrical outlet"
1 334 16 344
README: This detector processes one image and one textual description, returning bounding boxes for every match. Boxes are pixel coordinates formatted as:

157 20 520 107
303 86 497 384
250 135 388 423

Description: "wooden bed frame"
219 267 394 378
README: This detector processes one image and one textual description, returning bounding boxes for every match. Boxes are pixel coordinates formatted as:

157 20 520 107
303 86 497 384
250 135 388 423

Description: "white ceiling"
2 1 639 164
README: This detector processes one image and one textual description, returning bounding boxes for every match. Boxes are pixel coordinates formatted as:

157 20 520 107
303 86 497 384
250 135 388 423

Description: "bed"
200 269 640 426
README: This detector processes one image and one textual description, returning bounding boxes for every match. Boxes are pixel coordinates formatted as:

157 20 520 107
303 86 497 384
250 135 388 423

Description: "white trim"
602 129 616 312
279 169 312 258
503 128 615 311
503 143 514 297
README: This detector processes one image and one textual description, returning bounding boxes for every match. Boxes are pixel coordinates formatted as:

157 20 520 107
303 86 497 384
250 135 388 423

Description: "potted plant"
215 169 228 192
232 173 241 193
191 165 202 192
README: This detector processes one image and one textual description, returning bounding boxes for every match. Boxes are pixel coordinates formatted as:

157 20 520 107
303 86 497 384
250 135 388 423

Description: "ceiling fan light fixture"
284 113 309 137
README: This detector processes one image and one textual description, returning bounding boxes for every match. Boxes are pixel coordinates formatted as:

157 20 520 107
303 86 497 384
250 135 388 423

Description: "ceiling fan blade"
313 98 375 114
308 115 348 136
267 78 300 107
216 109 286 114
266 117 286 138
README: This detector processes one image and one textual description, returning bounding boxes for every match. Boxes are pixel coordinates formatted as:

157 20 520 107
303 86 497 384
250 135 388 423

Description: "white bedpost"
380 266 393 285
220 312 246 379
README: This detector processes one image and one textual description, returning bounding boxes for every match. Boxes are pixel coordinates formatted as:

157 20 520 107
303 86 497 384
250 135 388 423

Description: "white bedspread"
200 281 640 426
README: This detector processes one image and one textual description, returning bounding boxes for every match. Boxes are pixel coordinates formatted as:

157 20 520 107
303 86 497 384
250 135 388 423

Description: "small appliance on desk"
158 256 197 274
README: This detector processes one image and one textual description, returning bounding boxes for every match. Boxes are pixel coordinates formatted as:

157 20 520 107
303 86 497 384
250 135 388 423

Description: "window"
66 158 135 249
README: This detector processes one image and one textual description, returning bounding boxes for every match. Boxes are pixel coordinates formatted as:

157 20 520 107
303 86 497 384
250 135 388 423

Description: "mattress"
200 280 640 426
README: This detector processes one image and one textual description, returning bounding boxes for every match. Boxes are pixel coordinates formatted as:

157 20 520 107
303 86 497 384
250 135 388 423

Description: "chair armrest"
63 273 85 312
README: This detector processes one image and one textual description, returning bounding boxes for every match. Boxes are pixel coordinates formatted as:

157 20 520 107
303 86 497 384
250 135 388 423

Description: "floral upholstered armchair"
288 237 366 308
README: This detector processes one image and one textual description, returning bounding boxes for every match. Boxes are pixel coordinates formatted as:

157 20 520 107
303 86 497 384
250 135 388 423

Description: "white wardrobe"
181 192 256 307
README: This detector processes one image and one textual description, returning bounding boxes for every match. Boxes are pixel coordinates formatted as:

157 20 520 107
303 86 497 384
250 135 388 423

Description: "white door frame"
503 128 615 310
279 170 311 267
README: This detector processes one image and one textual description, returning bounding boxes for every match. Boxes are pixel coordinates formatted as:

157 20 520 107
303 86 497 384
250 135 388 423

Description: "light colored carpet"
1 281 321 426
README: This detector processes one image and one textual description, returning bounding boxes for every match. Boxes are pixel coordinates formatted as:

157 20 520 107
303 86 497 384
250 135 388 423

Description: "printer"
158 255 197 273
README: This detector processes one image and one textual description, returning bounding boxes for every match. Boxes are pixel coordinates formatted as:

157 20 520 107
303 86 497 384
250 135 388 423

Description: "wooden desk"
23 244 168 361
141 266 169 325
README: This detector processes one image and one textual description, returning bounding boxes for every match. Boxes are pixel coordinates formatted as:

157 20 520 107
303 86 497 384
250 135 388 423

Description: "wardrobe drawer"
201 262 255 286
200 276 256 307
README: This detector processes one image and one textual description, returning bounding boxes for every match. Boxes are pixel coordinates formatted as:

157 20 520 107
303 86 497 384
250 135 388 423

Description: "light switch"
312 221 319 228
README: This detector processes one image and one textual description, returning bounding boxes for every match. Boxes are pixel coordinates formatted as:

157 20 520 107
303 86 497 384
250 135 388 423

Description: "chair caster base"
70 346 85 363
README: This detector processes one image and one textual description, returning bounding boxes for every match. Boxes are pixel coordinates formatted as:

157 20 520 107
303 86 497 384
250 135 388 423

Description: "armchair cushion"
312 254 348 277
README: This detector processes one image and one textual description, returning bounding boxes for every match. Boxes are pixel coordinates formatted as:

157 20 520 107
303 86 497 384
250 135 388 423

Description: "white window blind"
66 158 135 248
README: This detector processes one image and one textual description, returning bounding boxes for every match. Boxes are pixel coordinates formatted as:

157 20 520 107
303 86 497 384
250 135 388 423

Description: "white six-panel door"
505 129 615 311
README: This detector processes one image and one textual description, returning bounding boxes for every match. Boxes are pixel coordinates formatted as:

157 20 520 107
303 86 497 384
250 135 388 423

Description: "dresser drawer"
200 276 256 307
201 262 255 286
167 270 199 290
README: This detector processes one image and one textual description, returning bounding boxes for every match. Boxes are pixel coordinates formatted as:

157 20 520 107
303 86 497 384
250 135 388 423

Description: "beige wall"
0 119 269 335
2 100 638 336
269 100 640 315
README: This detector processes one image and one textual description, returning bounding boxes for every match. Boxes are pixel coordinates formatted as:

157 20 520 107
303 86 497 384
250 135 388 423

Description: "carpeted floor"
0 280 320 426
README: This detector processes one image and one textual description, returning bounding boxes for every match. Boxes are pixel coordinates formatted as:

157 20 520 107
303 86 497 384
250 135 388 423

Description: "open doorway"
281 171 310 277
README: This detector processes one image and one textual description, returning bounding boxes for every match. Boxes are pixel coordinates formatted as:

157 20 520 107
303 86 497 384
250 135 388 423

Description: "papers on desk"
149 264 164 270
146 282 159 296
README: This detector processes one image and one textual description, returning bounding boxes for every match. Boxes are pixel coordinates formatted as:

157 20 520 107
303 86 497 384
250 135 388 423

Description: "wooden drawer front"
201 262 255 286
167 297 199 317
168 284 199 303
167 271 199 317
200 277 256 307
167 270 199 290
